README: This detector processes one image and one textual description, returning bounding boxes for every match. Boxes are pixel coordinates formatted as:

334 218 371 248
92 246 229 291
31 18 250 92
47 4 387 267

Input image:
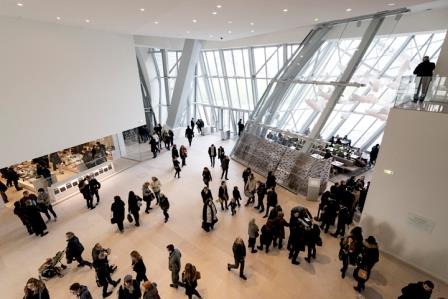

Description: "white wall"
0 16 145 167
361 108 448 283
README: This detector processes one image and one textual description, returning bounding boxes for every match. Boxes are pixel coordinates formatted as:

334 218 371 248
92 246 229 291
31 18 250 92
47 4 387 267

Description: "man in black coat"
185 126 194 146
4 167 22 191
221 155 230 180
128 192 141 227
25 200 48 237
208 144 217 167
190 118 195 131
79 179 94 209
94 252 120 298
398 280 434 299
237 119 245 137
227 237 247 280
172 145 179 160
87 176 101 205
265 171 277 190
369 144 380 166
111 196 125 232
413 56 436 102
65 232 92 268
264 188 277 218
13 201 33 234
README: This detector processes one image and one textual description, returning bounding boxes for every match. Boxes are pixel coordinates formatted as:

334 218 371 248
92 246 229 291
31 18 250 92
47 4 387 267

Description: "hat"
124 275 133 282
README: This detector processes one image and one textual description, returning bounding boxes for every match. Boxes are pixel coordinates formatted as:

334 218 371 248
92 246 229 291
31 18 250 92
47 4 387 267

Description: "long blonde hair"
24 278 45 296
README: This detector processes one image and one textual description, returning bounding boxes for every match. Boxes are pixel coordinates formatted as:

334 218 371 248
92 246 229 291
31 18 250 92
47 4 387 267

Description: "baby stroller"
38 250 67 280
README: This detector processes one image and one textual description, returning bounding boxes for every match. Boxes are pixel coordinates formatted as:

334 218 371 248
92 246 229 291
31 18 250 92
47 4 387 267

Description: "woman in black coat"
128 191 141 227
353 236 379 293
118 275 141 299
111 196 125 232
23 278 50 299
130 251 148 286
25 202 48 237
202 167 212 187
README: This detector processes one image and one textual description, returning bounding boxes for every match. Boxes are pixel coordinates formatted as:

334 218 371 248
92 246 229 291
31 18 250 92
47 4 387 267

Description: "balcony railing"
395 76 448 113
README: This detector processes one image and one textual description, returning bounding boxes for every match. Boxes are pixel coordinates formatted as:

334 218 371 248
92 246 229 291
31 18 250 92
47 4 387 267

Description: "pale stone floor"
0 133 447 299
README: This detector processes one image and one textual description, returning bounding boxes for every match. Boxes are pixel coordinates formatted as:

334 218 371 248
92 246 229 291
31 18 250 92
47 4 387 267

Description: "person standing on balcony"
413 56 436 102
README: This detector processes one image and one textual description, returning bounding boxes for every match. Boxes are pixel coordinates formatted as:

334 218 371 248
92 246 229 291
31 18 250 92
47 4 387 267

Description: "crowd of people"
15 125 439 299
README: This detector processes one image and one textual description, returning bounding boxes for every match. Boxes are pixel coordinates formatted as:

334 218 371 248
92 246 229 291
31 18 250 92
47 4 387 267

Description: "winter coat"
88 178 101 192
221 157 230 170
232 241 246 261
398 282 433 299
266 174 276 190
150 180 161 193
273 217 289 239
117 280 141 299
23 287 50 299
143 283 160 299
233 189 241 201
202 201 217 224
132 259 147 282
168 249 182 272
248 221 259 238
66 236 84 260
208 146 217 157
159 195 170 211
201 189 213 203
202 171 212 185
111 199 125 222
245 179 256 194
128 195 141 214
413 60 435 77
27 205 47 234
218 185 228 200
266 190 278 207
78 285 93 299
95 259 112 286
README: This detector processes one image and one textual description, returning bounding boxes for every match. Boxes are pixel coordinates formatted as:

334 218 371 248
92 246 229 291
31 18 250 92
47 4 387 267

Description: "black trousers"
42 205 57 221
92 190 100 203
220 198 228 210
333 222 346 237
229 257 245 276
116 220 124 232
75 255 92 267
100 272 116 296
132 212 140 226
210 156 216 167
163 209 169 221
255 195 265 210
154 191 160 204
181 157 186 167
1 191 8 203
86 197 94 209
221 168 228 179
307 244 316 259
188 138 192 146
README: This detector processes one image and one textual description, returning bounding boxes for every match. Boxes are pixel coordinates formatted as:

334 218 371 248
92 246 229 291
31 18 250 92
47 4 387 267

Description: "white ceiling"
0 0 441 41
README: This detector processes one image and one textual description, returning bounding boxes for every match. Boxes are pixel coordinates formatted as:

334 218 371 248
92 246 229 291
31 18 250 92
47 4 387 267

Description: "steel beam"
166 39 202 128
301 15 385 153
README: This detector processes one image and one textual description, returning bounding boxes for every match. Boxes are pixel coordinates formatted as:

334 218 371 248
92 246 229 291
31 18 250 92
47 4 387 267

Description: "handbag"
110 217 116 224
357 268 368 280
127 213 133 223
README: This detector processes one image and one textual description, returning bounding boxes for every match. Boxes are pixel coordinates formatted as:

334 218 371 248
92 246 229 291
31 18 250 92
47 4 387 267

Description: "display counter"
49 161 115 203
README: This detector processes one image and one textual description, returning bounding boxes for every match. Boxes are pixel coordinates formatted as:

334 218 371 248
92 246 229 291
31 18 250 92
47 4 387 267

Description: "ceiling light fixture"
250 22 254 26
85 19 91 23
186 30 191 34
216 4 222 9
228 30 232 34
250 30 255 33
192 19 197 23
154 21 159 24
212 11 217 15
227 21 233 24
346 8 352 12
17 2 23 6
283 8 288 12
314 18 319 22
56 16 61 20
140 8 145 12
387 3 396 6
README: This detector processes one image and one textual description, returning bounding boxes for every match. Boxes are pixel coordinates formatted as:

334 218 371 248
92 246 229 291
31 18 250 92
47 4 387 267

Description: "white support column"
166 39 202 128
301 16 385 153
